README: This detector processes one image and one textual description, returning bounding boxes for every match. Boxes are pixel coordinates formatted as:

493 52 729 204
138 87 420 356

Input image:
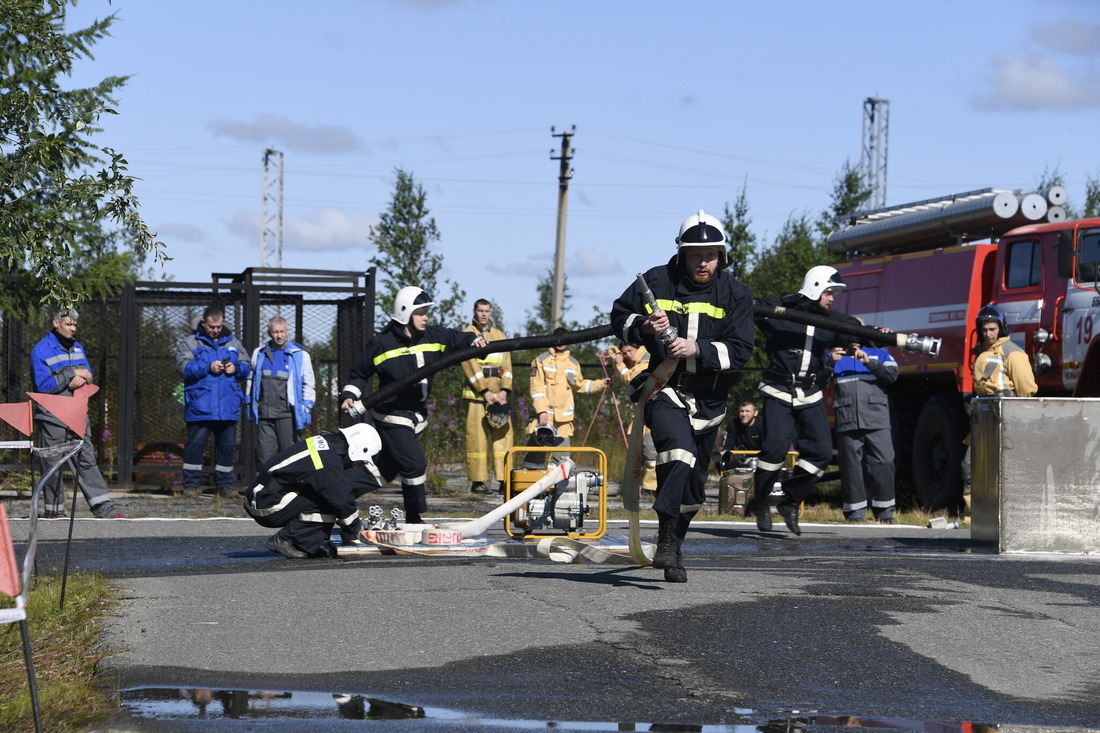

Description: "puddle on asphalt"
121 687 1013 731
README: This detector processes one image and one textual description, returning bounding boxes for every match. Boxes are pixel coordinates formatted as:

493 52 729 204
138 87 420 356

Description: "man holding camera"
175 305 251 497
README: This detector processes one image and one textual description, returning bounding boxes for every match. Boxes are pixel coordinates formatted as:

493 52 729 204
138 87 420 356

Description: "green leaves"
0 0 166 319
368 167 465 328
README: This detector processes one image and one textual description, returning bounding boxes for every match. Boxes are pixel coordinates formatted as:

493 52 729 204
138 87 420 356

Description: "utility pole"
860 98 890 209
550 126 575 330
261 148 284 268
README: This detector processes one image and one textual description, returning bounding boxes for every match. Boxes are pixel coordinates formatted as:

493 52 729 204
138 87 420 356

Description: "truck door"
1063 224 1100 394
995 236 1043 355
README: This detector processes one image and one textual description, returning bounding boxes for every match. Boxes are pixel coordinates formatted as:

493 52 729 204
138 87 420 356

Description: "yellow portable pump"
502 445 607 541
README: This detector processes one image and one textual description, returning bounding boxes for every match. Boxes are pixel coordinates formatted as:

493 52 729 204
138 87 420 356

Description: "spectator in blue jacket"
247 316 316 466
829 319 899 523
29 307 120 518
174 306 251 497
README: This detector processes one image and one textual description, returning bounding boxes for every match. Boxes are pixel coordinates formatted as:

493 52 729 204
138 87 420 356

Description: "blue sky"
67 0 1100 333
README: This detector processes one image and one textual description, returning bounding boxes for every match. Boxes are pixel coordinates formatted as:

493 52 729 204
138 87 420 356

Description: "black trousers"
753 397 832 507
246 479 336 554
346 421 428 520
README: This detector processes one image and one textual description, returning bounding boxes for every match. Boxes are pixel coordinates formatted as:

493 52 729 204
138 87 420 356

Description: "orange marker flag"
0 401 33 437
27 383 98 437
0 504 20 599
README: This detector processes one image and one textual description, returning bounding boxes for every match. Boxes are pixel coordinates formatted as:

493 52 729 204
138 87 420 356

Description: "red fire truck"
826 188 1100 509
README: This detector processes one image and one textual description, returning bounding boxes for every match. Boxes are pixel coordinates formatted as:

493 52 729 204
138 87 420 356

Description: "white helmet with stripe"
391 286 434 325
798 265 846 301
675 209 730 268
338 423 382 463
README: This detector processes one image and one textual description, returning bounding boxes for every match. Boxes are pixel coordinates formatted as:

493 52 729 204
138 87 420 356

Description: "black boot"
664 549 687 583
653 513 678 569
777 501 801 536
755 499 773 532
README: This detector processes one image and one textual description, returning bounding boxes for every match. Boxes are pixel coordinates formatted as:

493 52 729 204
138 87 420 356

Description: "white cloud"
1031 20 1100 57
229 208 377 252
486 253 554 278
974 52 1100 110
484 248 623 280
209 114 362 152
155 221 204 243
569 248 623 277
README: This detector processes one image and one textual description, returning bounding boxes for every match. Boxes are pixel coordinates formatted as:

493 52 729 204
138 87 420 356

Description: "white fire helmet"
675 209 730 268
391 286 434 325
798 265 846 301
338 423 382 463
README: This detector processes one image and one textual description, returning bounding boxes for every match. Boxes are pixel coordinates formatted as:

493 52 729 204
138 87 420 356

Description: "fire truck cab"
828 189 1100 509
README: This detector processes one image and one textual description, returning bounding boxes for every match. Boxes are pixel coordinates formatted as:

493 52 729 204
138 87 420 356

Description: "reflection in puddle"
125 688 424 721
121 688 1027 732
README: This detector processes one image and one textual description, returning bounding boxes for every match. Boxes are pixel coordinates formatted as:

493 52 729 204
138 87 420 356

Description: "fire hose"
352 305 940 566
357 306 938 413
358 324 613 412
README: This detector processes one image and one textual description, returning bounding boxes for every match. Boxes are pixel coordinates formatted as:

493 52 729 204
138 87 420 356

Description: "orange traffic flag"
0 504 20 599
0 402 33 437
27 384 98 437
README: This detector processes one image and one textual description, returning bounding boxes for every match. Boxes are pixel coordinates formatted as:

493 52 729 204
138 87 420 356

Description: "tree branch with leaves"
0 1 167 317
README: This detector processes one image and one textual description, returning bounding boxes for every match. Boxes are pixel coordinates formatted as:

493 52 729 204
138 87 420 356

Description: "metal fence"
1 268 374 488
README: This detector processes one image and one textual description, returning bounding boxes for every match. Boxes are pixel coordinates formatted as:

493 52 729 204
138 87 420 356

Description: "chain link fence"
0 268 374 490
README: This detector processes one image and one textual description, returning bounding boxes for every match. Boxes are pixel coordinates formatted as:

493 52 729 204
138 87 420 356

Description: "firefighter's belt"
481 367 501 378
671 371 740 394
763 369 818 389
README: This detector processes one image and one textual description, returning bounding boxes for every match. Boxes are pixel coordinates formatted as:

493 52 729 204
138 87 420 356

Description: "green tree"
0 1 165 317
368 167 465 328
523 269 581 336
818 159 872 245
1084 171 1100 218
722 179 756 283
746 211 823 300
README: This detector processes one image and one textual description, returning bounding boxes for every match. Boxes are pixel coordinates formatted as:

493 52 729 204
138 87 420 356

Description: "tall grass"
0 572 118 732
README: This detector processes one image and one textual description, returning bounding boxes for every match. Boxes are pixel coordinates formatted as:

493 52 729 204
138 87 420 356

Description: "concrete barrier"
971 397 1100 554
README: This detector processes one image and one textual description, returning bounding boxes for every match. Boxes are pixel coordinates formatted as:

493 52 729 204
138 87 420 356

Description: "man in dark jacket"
752 266 849 536
611 210 754 583
718 399 764 470
175 306 251 497
340 287 486 524
245 424 381 558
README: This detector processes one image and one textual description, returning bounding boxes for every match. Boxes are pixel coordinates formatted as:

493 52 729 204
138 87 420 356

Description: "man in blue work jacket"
175 305 251 497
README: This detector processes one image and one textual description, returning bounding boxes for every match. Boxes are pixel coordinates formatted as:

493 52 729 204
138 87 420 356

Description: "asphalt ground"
4 484 1100 733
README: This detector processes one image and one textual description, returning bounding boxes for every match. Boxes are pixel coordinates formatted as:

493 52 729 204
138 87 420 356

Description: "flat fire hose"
619 356 677 566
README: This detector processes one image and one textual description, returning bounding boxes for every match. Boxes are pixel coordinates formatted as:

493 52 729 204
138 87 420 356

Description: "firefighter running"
753 265 850 536
611 210 754 582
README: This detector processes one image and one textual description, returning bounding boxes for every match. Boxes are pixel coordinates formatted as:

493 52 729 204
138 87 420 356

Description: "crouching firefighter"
245 424 382 559
611 209 754 583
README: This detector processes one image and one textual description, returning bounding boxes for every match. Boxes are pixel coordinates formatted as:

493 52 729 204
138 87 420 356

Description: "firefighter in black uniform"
611 210 754 583
339 286 486 524
245 423 382 559
752 265 849 535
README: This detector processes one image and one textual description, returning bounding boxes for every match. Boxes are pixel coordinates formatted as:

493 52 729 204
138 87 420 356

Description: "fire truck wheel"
911 395 967 510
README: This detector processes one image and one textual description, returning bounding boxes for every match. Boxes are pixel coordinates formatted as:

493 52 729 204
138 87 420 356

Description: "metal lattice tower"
261 148 284 268
860 98 890 209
